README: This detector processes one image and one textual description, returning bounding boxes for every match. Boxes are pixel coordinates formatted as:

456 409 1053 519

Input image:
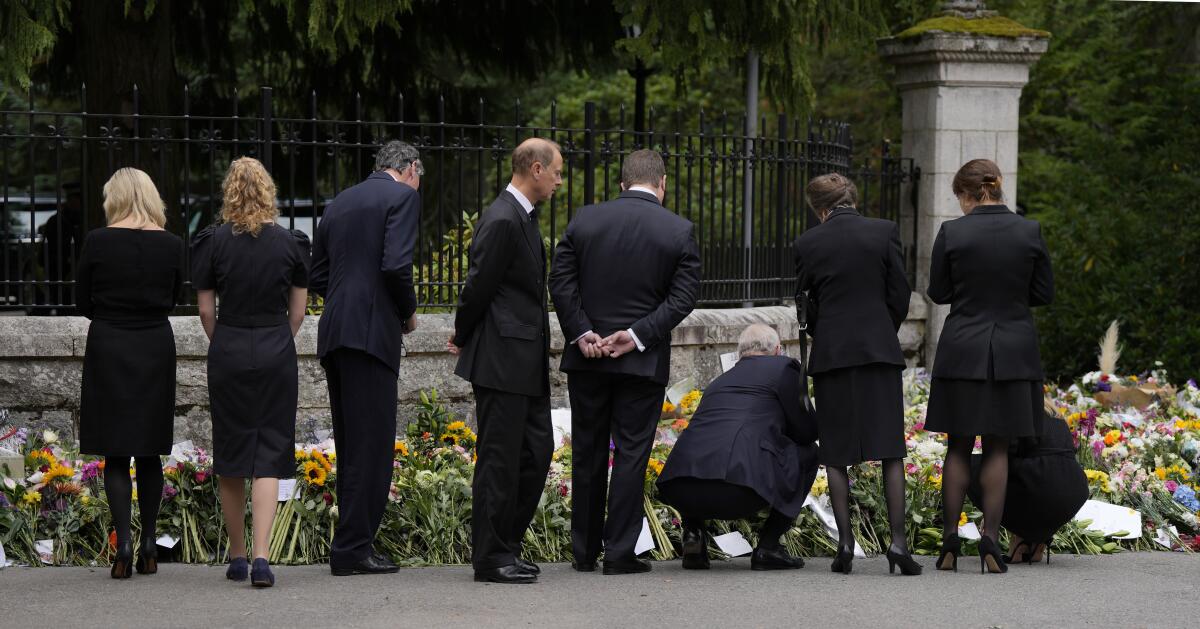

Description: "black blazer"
549 190 701 386
928 204 1054 381
657 355 818 518
794 208 910 375
311 172 420 373
452 190 550 397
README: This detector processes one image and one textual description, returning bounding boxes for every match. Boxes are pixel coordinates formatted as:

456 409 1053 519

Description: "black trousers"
322 348 398 568
471 384 553 570
657 477 795 548
568 371 664 563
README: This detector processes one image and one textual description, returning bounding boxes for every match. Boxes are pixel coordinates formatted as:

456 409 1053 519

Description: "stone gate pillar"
878 1 1048 366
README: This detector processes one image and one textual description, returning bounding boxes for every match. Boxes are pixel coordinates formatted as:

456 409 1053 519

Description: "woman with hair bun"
926 158 1054 575
193 157 310 587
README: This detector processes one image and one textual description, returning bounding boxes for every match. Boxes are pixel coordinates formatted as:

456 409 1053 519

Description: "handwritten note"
720 352 740 373
277 478 298 502
712 531 754 557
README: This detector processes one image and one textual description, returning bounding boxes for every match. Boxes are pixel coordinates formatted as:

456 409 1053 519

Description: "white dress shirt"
570 185 660 353
506 183 535 216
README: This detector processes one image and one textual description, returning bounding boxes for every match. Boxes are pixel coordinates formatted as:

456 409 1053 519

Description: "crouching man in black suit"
549 149 701 574
449 138 561 584
656 324 819 571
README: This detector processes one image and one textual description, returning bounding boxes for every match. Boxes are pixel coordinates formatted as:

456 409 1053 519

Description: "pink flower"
1165 480 1179 493
1091 440 1104 459
194 470 209 483
905 463 919 476
913 422 925 432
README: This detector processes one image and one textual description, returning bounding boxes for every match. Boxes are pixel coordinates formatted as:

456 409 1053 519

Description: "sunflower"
303 460 327 487
295 449 308 462
42 462 75 485
645 458 664 479
394 440 409 457
446 421 467 432
679 390 703 415
309 450 333 472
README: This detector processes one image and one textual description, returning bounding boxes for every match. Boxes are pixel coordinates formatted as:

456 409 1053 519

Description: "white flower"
41 430 58 445
26 471 44 485
329 506 338 519
2 477 15 490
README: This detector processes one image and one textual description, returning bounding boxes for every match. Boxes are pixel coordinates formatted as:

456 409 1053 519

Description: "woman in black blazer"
794 173 919 576
926 158 1054 574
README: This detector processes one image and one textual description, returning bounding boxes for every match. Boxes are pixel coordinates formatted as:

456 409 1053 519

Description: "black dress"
794 207 911 466
924 205 1054 437
77 227 183 456
968 413 1088 542
192 223 310 478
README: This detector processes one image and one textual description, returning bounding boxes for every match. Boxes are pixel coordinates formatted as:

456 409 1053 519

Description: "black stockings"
942 435 1009 542
828 460 910 554
104 456 164 545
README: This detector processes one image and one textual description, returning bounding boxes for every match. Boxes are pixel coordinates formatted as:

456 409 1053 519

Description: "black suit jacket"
452 190 550 397
928 204 1054 381
311 171 420 374
657 355 818 518
794 207 910 375
549 190 701 386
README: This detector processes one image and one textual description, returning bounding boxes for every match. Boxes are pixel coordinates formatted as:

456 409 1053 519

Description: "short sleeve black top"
191 223 311 327
76 227 184 320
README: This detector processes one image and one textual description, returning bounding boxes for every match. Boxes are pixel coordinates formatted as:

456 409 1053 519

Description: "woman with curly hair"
192 157 310 587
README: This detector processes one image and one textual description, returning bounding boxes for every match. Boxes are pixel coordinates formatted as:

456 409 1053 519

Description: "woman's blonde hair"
221 157 277 236
102 168 167 227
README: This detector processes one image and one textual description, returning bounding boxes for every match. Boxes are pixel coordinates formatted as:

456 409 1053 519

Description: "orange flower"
1103 430 1122 447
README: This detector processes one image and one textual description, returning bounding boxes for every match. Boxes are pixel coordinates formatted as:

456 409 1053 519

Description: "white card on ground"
550 408 572 447
958 521 981 540
712 531 754 557
1154 526 1179 549
277 478 298 502
665 378 696 405
155 534 178 549
719 351 740 373
35 539 53 564
1073 499 1141 539
634 517 655 555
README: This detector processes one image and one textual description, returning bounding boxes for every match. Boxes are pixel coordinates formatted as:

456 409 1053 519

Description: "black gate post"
260 87 273 172
775 113 788 304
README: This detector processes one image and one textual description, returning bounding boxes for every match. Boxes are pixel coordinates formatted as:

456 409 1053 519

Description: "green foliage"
895 15 1050 39
0 1 69 89
1000 0 1200 380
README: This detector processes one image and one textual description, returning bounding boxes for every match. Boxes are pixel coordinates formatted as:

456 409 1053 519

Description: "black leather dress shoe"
330 554 402 576
751 546 804 571
371 551 398 569
474 564 537 584
515 557 540 575
602 557 652 575
571 559 597 572
681 527 710 570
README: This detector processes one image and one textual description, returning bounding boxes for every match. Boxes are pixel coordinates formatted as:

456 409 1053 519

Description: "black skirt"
79 319 176 456
926 378 1041 437
812 363 905 466
207 323 298 478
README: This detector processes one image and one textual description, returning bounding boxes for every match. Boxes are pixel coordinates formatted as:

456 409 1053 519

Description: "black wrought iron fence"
0 86 917 312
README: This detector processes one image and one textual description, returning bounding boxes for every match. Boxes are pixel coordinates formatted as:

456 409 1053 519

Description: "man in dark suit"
657 324 818 571
311 140 422 576
449 137 561 584
549 149 701 574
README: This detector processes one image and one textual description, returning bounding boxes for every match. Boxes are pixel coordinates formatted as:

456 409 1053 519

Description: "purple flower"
0 493 9 509
1095 381 1112 392
1165 480 1179 493
1079 409 1098 437
1173 485 1200 511
1091 440 1104 459
161 484 178 500
80 460 102 483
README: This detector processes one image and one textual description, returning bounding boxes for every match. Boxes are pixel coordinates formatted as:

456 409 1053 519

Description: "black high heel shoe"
979 536 1008 574
1029 541 1051 564
936 534 960 572
829 546 853 574
135 537 158 574
886 546 923 576
1002 540 1031 565
111 540 133 579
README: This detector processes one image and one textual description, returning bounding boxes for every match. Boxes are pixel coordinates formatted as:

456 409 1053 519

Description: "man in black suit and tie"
449 138 561 584
311 140 422 576
549 149 701 574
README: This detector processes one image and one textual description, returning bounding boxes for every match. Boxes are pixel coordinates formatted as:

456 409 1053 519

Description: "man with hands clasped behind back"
549 149 701 575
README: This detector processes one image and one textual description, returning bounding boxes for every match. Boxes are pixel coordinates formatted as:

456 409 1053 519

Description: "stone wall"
0 294 927 447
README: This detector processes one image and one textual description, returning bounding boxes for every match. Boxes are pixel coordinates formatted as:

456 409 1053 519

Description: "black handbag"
796 291 816 417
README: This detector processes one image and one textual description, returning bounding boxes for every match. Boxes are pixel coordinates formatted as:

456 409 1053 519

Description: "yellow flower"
958 512 968 527
1084 469 1112 493
680 390 703 414
446 421 467 432
394 440 409 457
1129 375 1139 383
43 462 74 485
930 474 943 490
81 495 91 505
295 449 308 462
303 460 328 487
645 458 664 479
662 401 676 415
810 475 828 497
1103 430 1121 447
309 450 333 472
21 490 41 506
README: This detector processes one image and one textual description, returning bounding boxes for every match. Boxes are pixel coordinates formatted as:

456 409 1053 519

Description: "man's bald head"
512 138 562 177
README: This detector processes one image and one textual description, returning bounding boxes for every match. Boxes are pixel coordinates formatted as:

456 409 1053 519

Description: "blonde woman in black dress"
77 168 183 579
193 158 310 587
926 159 1054 574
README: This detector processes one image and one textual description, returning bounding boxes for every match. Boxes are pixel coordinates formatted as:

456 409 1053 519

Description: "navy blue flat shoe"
251 558 275 587
226 556 248 581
